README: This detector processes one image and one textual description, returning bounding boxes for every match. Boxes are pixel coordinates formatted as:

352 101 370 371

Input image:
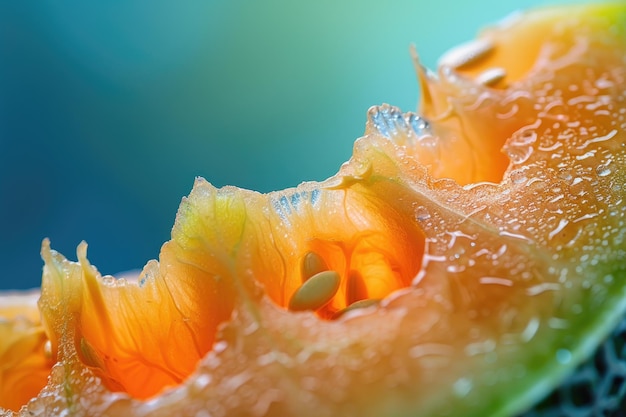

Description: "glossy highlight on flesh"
1 3 626 417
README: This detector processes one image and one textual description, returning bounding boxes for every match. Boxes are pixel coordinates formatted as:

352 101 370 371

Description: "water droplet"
414 206 431 221
570 177 584 187
556 349 572 364
368 105 405 139
446 264 466 273
452 377 473 398
417 134 439 148
548 219 569 241
407 112 432 137
596 164 612 177
558 169 573 182
520 317 540 342
191 374 212 394
465 339 496 356
513 130 538 146
509 169 528 184
213 341 228 353
102 276 116 286
505 145 534 165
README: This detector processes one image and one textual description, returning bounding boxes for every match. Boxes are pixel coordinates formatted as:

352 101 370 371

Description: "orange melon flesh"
1 3 626 416
37 181 425 400
0 291 52 412
414 4 626 186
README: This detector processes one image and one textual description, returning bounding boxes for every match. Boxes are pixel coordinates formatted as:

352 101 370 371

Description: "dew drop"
548 219 569 241
102 276 116 286
596 164 612 177
414 206 431 221
558 169 573 182
513 130 538 146
417 134 439 148
556 349 572 364
191 374 213 394
505 146 534 165
407 113 432 137
213 341 228 353
452 377 473 398
446 264 466 273
509 169 528 184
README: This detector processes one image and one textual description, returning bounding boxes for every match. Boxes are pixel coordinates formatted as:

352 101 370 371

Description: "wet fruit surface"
0 291 53 412
1 3 626 416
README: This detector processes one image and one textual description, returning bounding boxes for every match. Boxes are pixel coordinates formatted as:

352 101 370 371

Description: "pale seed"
475 67 507 87
438 38 494 70
289 270 340 312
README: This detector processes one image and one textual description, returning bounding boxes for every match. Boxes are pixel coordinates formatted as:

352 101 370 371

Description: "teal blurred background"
0 0 601 289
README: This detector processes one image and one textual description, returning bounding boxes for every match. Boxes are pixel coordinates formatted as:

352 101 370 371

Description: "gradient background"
0 0 601 289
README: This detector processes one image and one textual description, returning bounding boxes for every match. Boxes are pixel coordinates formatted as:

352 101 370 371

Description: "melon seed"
301 251 328 281
438 38 494 69
289 270 340 312
333 299 381 319
475 67 507 86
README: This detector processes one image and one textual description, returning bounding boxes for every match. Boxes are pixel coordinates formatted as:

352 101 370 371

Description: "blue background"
0 0 600 289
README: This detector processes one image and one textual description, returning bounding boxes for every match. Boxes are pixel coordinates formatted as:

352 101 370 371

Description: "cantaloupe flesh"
1 3 625 416
38 226 241 400
0 292 52 412
36 181 425 400
414 3 626 186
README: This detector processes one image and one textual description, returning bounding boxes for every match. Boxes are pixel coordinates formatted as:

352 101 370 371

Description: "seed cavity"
289 270 341 312
438 38 494 70
300 251 328 282
475 67 507 87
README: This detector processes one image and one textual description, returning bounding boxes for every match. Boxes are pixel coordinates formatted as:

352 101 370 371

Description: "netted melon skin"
522 317 626 417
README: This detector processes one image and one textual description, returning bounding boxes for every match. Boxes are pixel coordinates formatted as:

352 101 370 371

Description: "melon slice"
2 3 626 416
0 291 51 413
